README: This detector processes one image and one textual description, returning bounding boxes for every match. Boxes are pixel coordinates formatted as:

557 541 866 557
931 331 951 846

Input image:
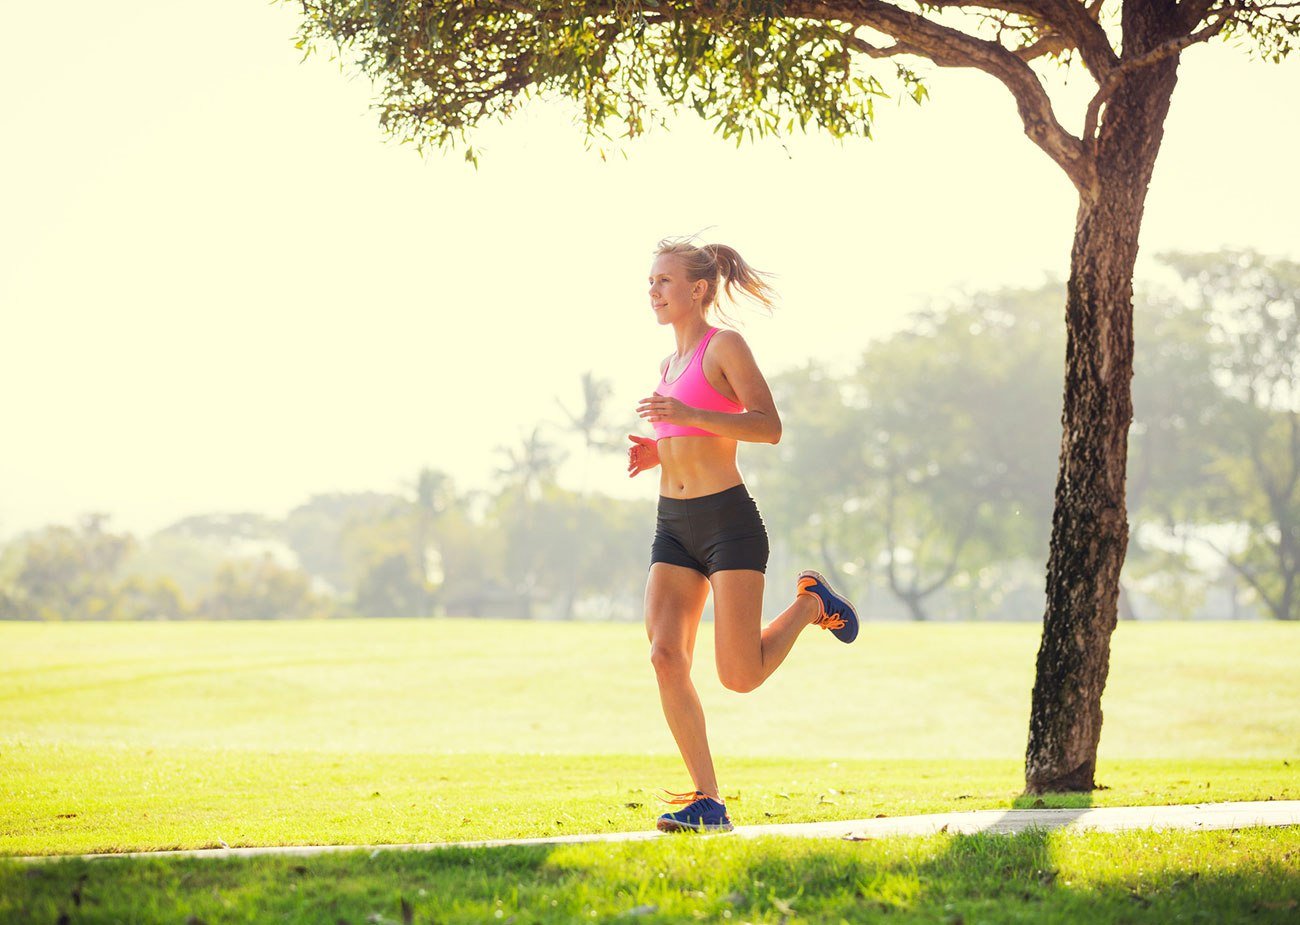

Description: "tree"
556 371 621 495
1160 250 1299 620
494 424 566 506
853 286 1064 620
412 467 456 614
748 361 873 595
338 499 436 617
556 371 620 617
1 515 136 620
1121 267 1223 619
290 0 1300 791
200 554 332 620
493 426 567 616
284 492 400 596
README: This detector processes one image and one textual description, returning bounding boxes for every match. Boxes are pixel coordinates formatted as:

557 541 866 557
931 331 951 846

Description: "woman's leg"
711 569 820 693
644 562 720 798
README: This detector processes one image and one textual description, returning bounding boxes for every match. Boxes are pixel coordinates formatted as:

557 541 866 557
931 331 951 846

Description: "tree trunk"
1025 17 1181 793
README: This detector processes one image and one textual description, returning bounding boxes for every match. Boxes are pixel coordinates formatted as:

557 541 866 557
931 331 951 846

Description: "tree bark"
1024 11 1182 792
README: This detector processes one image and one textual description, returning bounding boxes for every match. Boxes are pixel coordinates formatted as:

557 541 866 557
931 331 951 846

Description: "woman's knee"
649 642 691 679
717 664 762 694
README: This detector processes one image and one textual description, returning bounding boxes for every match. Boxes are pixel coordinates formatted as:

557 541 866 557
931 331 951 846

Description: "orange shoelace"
813 611 847 631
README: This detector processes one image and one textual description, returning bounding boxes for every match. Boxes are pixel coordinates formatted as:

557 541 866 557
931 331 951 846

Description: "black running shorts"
650 483 770 576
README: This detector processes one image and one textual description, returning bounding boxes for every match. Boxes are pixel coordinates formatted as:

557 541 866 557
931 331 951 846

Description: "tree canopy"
291 1 1299 171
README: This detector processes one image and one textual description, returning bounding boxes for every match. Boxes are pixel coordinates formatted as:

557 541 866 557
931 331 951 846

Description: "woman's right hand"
627 433 660 477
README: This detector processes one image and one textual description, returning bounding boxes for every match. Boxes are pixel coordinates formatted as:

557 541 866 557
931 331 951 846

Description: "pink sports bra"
653 326 745 439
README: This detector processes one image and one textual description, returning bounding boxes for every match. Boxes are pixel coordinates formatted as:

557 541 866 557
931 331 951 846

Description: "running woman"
628 237 859 834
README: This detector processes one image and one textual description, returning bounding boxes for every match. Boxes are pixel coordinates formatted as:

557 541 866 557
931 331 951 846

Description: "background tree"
120 530 232 607
434 489 511 617
1161 250 1299 621
339 500 434 617
114 575 191 621
284 492 399 596
749 362 871 596
0 515 136 620
492 425 567 617
290 0 1299 790
854 287 1063 620
1122 269 1223 619
557 371 621 495
411 467 456 615
2 254 1284 624
200 554 332 620
556 371 621 617
494 425 566 506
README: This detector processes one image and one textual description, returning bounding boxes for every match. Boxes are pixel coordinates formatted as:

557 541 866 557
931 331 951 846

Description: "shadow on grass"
4 816 1298 924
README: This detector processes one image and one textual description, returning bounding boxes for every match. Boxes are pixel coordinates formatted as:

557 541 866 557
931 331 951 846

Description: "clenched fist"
627 433 660 477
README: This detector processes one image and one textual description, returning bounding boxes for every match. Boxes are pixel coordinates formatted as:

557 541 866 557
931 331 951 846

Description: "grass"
4 829 1298 923
1 618 1297 921
2 619 1295 760
3 747 1296 856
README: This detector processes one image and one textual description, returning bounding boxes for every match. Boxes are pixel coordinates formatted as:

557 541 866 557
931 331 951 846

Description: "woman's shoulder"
708 327 754 359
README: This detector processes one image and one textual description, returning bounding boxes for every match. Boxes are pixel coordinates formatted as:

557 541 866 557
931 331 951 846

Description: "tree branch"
1178 0 1223 29
844 33 906 56
1182 0 1300 31
1043 0 1119 77
1012 28 1073 62
1080 2 1235 149
1288 409 1300 500
883 467 903 596
813 1 1090 189
1194 532 1273 607
917 505 978 597
910 0 1119 76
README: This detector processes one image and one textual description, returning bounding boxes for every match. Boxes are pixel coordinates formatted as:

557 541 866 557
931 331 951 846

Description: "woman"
628 237 860 834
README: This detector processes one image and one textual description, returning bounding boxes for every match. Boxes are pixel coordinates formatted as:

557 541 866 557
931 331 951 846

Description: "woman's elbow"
768 418 783 444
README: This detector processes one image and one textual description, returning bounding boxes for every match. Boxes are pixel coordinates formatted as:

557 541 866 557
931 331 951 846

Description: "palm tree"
555 371 620 497
409 467 454 615
491 428 564 618
493 425 565 505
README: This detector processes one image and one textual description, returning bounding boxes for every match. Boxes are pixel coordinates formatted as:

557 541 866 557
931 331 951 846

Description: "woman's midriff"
656 436 744 499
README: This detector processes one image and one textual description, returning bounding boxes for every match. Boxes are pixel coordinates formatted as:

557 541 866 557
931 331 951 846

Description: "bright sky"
3 2 1298 539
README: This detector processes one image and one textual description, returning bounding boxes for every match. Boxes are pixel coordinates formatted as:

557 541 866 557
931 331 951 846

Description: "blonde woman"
628 237 859 834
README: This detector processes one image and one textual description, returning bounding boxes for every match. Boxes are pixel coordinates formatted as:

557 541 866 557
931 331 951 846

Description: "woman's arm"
636 331 782 444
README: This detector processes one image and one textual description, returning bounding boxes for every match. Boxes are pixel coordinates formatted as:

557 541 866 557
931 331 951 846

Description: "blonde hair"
654 236 778 327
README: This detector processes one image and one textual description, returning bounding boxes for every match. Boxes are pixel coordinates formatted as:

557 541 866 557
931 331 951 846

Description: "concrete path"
11 800 1299 864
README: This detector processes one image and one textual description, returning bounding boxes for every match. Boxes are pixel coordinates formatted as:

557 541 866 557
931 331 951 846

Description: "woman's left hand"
637 394 694 428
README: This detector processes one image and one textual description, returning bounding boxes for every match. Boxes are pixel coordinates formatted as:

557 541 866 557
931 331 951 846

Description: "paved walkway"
12 800 1299 864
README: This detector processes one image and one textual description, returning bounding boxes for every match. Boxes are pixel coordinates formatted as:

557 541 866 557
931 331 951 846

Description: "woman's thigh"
709 569 765 684
644 562 711 656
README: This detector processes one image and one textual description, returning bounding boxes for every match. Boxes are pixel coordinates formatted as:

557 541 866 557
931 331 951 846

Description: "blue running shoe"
796 569 859 643
655 789 734 833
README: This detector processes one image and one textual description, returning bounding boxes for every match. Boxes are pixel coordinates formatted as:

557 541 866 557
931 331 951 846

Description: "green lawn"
2 618 1297 922
5 828 1299 923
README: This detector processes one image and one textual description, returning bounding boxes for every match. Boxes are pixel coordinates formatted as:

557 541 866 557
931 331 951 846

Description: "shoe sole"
656 817 735 833
798 569 859 644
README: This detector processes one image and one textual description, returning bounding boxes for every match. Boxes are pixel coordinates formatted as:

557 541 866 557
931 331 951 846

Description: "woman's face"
648 254 705 324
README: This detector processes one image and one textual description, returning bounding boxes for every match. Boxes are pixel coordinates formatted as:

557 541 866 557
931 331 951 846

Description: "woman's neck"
671 318 712 358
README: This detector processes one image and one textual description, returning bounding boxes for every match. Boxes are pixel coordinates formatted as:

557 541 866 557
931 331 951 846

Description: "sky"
3 2 1298 540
